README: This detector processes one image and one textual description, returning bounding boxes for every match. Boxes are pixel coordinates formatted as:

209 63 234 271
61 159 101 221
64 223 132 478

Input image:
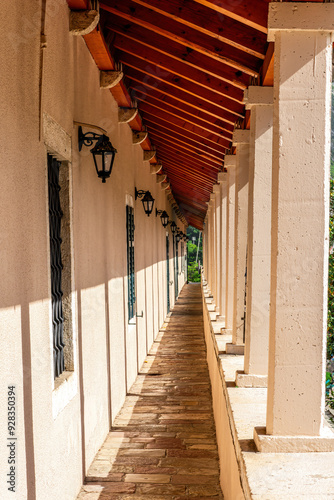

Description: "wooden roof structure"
67 0 322 229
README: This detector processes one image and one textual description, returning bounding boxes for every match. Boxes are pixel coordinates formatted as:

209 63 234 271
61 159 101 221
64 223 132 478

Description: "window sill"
52 370 77 419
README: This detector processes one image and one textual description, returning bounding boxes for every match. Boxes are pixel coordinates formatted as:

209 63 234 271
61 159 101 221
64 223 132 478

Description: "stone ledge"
254 426 334 453
225 343 245 355
235 371 267 388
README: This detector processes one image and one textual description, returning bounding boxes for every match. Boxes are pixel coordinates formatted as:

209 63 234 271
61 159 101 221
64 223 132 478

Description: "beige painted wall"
0 1 187 499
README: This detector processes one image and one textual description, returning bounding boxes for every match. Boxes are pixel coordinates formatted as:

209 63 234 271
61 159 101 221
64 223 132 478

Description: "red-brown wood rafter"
133 93 233 141
118 56 244 120
100 1 261 76
137 106 229 151
130 83 234 138
113 35 244 104
126 69 237 125
147 127 224 163
105 19 250 89
192 0 270 34
132 0 267 59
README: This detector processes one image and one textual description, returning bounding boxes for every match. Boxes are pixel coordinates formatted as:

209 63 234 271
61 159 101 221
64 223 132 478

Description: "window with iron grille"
48 154 65 378
126 205 136 320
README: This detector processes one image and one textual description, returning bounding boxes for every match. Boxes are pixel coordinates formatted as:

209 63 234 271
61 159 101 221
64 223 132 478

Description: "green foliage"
186 226 203 282
326 372 334 410
328 178 334 361
188 261 201 283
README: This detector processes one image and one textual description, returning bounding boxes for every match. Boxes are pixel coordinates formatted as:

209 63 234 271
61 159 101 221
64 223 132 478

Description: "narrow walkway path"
77 284 223 499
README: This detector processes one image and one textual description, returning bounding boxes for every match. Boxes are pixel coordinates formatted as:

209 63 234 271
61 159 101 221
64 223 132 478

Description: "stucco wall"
0 1 187 499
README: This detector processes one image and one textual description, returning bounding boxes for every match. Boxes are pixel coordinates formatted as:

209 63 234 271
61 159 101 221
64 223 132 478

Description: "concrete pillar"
213 184 221 316
210 193 217 304
254 3 334 452
207 204 212 294
236 87 273 388
226 131 249 354
218 172 228 323
224 155 236 331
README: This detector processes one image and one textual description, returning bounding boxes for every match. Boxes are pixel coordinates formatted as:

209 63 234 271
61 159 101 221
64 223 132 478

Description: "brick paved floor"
77 284 223 499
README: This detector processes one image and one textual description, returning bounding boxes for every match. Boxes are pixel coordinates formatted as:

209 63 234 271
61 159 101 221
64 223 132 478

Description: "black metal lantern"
156 209 169 228
78 126 117 183
169 221 177 234
135 188 155 216
175 230 182 244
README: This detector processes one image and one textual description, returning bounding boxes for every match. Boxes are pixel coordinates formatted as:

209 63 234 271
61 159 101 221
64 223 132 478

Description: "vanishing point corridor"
77 284 223 499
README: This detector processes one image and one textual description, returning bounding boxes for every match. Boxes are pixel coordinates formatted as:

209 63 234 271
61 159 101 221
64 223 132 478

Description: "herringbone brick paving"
77 283 223 499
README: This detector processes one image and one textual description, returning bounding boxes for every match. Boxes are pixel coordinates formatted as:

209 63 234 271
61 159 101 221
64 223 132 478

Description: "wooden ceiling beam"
126 69 238 125
131 85 234 137
166 174 213 197
173 199 207 218
146 126 224 163
192 0 270 34
143 115 228 156
138 104 230 149
261 42 274 86
149 132 222 170
104 19 249 89
100 1 260 76
169 177 213 199
157 150 219 181
156 143 220 172
120 56 244 119
159 152 218 181
167 176 213 199
134 92 232 142
132 0 267 59
172 198 207 217
113 36 244 103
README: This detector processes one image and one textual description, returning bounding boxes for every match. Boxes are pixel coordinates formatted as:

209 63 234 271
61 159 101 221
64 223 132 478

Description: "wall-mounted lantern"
78 126 117 183
155 209 169 228
169 221 177 235
135 188 155 216
175 230 182 244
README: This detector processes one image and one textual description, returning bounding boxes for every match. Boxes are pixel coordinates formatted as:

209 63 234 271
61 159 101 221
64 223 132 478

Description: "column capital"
233 129 250 146
268 3 334 42
224 155 236 168
210 193 216 202
217 171 228 183
244 86 273 109
213 184 220 194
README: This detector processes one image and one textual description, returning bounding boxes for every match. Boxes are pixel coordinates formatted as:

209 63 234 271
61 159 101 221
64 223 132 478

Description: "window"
126 205 135 320
48 154 65 378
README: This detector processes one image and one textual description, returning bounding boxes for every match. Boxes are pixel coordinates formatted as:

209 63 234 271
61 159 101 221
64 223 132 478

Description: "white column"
226 131 249 354
236 87 273 388
210 193 217 305
207 204 213 294
213 184 221 316
224 155 236 332
254 3 334 452
218 172 228 323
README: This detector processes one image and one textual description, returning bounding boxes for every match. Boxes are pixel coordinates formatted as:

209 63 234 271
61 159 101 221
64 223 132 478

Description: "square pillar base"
254 426 334 453
226 343 245 355
212 322 226 334
209 311 219 321
221 328 232 335
207 303 216 312
235 370 267 388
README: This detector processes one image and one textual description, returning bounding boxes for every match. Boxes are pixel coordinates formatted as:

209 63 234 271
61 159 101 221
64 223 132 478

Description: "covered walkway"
77 284 223 499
